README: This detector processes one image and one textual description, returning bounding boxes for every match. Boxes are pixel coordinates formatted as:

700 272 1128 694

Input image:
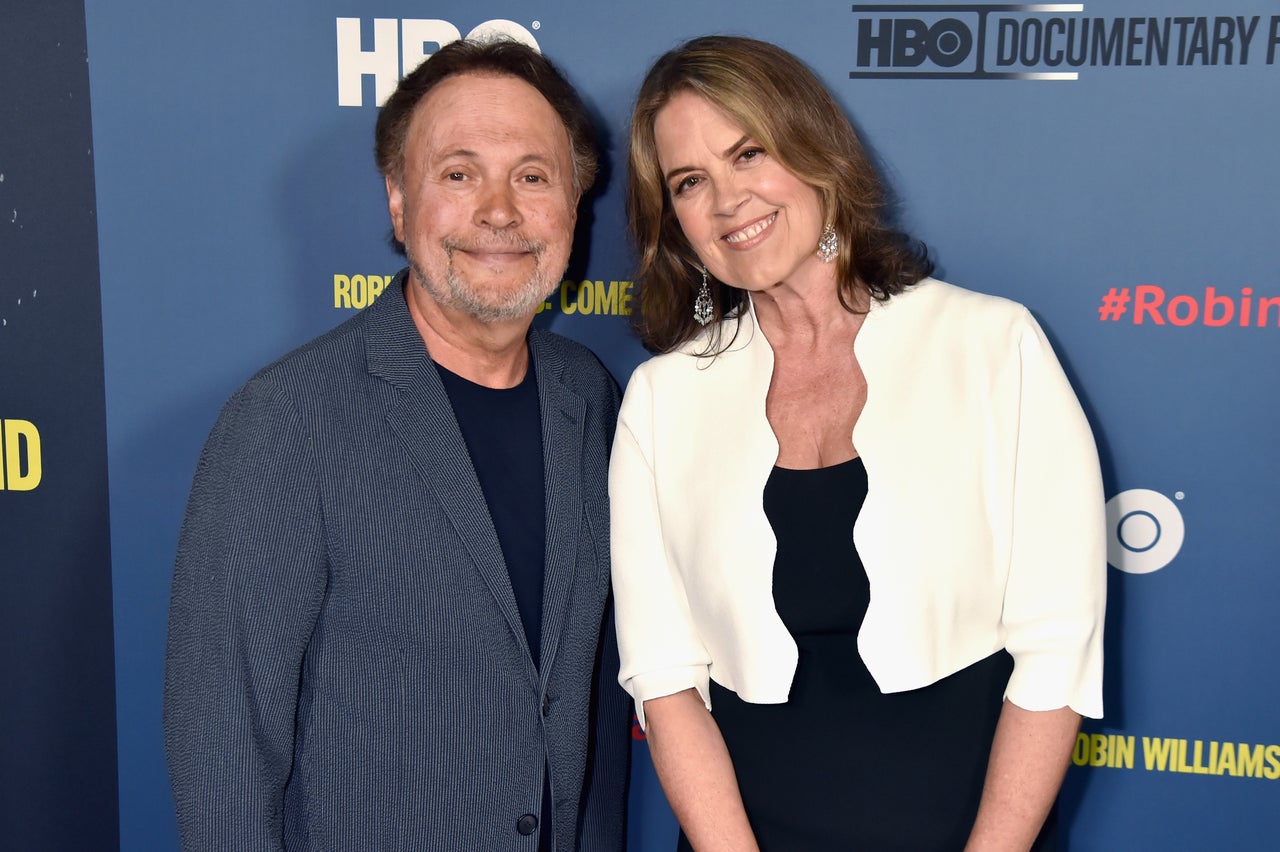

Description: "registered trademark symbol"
1175 491 1185 500
532 20 541 30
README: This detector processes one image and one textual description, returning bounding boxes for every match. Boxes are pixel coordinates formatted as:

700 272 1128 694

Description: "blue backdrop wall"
4 0 1278 848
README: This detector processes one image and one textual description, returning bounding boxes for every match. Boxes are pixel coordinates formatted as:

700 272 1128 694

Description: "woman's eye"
447 172 466 181
739 148 765 162
522 174 544 184
674 175 700 195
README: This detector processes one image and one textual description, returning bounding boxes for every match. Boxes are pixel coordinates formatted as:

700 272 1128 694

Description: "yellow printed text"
1 419 42 491
1142 738 1280 779
334 274 393 309
558 280 633 316
1072 733 1135 769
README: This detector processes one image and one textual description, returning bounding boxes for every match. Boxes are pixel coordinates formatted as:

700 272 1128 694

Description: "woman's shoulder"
880 277 1036 333
630 312 760 380
895 276 1027 312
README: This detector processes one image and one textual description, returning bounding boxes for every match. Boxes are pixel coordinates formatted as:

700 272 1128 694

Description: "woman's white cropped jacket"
610 279 1106 728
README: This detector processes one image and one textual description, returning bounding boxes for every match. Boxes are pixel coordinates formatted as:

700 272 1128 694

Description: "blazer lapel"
529 333 586 688
367 276 536 684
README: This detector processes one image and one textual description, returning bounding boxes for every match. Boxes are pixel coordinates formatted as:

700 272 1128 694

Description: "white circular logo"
465 19 540 51
1105 489 1184 574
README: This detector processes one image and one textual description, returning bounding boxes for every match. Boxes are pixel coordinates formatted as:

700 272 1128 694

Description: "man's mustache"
444 234 544 257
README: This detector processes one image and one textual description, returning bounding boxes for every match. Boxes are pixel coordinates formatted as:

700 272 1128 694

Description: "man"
163 40 629 851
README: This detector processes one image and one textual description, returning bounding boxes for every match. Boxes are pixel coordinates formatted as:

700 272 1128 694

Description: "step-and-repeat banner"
1 4 119 849
5 0 1278 848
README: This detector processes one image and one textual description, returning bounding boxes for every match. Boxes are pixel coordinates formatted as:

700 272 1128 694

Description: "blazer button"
541 696 551 717
517 813 539 836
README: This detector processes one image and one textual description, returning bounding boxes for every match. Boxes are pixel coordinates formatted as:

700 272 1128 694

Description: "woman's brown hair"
627 35 933 353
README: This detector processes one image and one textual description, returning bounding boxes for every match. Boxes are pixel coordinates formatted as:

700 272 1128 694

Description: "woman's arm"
644 689 760 852
964 701 1081 851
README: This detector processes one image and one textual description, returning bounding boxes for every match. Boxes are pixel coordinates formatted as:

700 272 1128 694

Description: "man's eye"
447 172 466 181
523 174 544 184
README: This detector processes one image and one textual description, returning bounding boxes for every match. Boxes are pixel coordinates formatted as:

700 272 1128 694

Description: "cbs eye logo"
1105 489 1185 574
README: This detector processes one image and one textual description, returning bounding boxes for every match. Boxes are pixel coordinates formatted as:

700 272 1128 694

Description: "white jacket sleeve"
609 368 712 730
1001 309 1107 718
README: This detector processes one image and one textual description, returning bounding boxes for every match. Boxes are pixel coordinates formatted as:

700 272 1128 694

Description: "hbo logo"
856 17 974 68
1105 489 1185 575
337 18 541 107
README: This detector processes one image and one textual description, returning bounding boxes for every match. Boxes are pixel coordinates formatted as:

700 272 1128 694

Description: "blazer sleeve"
162 377 328 850
1001 309 1107 719
610 368 713 730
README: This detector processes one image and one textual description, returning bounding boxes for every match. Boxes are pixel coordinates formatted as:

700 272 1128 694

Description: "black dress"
677 458 1020 852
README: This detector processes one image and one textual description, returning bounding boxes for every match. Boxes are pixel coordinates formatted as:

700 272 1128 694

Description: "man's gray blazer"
163 271 630 850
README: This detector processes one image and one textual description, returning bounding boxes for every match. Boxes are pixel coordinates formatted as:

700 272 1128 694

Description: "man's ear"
385 174 405 244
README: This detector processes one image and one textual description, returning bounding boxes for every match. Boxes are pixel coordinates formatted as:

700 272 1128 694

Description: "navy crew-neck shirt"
434 356 546 668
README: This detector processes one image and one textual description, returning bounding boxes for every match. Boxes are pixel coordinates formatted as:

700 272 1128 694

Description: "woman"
610 36 1106 851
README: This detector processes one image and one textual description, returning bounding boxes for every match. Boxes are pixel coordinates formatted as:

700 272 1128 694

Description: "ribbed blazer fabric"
164 269 630 851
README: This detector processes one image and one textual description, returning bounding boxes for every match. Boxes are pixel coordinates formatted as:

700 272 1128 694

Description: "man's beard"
407 234 560 323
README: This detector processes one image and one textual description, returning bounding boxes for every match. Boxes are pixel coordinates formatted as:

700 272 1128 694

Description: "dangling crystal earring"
816 223 838 263
693 266 714 326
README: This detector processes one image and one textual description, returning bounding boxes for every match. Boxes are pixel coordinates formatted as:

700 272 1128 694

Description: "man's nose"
474 180 522 230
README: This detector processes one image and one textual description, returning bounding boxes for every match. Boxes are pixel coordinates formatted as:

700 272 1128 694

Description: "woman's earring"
816 223 838 263
693 266 714 326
